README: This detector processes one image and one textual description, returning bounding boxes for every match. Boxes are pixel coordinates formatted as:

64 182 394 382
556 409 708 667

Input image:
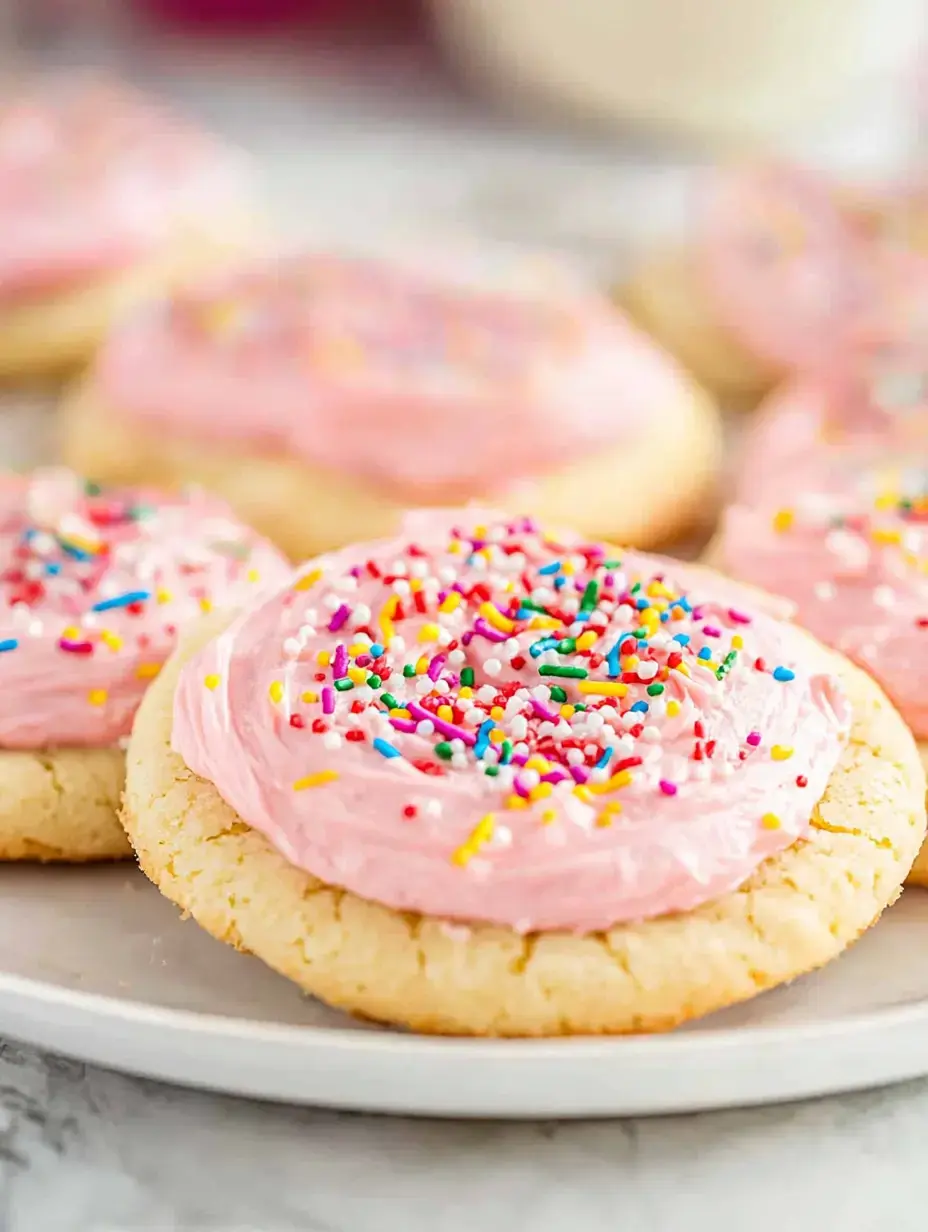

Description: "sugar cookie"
123 511 924 1035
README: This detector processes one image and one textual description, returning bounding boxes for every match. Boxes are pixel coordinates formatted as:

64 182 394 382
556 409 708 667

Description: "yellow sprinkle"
560 704 575 720
490 706 504 721
588 769 634 796
409 578 423 593
418 624 440 643
437 705 454 722
62 626 80 641
268 680 285 704
204 674 221 690
761 812 782 830
731 635 744 650
561 561 575 576
479 602 515 634
595 812 614 828
573 785 594 804
872 528 902 546
541 809 557 825
772 509 794 533
88 688 107 707
294 568 322 592
622 655 640 670
316 651 331 668
156 588 173 605
874 491 898 511
578 681 628 698
528 616 561 630
439 592 461 614
293 770 339 791
378 597 398 644
447 541 462 555
459 686 474 700
771 745 794 761
666 699 681 717
474 525 487 539
136 663 161 680
576 631 598 651
450 813 495 867
525 756 551 772
415 655 430 674
530 782 553 801
246 568 260 584
199 597 213 614
506 795 529 811
347 666 367 684
301 691 319 704
389 708 411 719
674 662 691 677
348 642 368 657
100 630 122 652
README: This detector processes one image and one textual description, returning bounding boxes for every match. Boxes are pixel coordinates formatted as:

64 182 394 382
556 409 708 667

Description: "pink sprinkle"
702 625 722 638
407 701 476 746
332 643 349 678
746 731 761 747
427 654 446 682
728 608 752 624
570 765 590 785
322 687 335 715
659 780 678 796
541 768 569 784
390 718 417 734
328 603 350 632
473 618 508 643
59 640 94 655
532 697 558 722
513 777 531 799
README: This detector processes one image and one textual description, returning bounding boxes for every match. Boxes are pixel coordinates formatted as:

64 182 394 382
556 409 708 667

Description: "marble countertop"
1 35 925 1232
0 1040 922 1231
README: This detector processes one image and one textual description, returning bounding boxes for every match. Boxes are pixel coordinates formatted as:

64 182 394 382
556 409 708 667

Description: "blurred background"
4 0 928 276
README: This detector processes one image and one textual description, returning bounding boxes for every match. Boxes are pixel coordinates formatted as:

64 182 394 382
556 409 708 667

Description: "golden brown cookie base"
0 745 128 862
61 378 723 561
122 613 925 1037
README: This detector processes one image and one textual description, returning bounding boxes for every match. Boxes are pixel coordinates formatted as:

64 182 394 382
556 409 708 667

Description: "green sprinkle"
367 674 382 689
573 702 587 711
518 598 546 612
557 637 577 654
646 683 665 696
603 558 622 569
380 692 399 710
580 580 599 610
334 678 354 693
83 481 101 496
549 686 568 702
402 664 417 678
434 742 453 760
484 765 500 777
630 582 642 595
539 664 588 679
500 740 513 764
633 628 649 640
460 667 475 687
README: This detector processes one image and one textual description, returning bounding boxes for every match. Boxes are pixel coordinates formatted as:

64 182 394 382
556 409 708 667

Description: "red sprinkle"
796 775 808 787
346 730 365 742
289 714 304 728
403 804 418 819
311 719 328 734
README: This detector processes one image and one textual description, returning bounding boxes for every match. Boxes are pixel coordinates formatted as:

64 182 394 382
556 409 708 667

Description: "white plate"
2 863 928 1118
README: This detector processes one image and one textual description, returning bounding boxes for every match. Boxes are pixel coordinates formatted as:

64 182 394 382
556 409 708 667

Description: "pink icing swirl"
0 469 289 749
96 252 691 498
172 510 849 933
0 76 251 298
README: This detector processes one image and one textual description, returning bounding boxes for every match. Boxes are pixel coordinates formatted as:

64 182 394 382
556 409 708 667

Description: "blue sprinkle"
0 638 18 653
60 544 91 562
773 666 796 682
630 700 649 713
530 637 557 659
674 597 693 613
605 641 621 679
698 647 712 660
595 747 613 769
516 608 535 620
368 643 384 658
659 612 670 622
673 633 691 645
635 597 649 610
373 737 402 760
539 561 562 575
44 562 61 576
474 719 494 758
554 577 567 590
91 590 152 612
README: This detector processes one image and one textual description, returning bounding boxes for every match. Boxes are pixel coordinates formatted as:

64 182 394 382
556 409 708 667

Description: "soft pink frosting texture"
0 469 289 749
96 252 691 498
172 510 849 934
720 479 928 739
0 76 251 298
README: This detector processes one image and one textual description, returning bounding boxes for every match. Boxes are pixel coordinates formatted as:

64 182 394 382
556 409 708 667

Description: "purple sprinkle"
322 687 335 715
332 643 349 677
355 653 372 668
390 718 417 734
407 701 476 746
532 697 558 722
541 768 569 784
427 654 446 682
349 566 362 578
570 765 590 785
728 608 752 624
461 631 474 647
473 618 508 643
746 731 761 747
659 779 678 796
513 777 531 799
691 605 706 620
702 625 722 638
328 603 350 633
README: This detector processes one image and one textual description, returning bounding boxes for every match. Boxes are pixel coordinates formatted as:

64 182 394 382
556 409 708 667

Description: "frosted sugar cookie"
0 75 256 380
123 510 923 1036
0 469 287 861
622 163 921 405
61 252 722 559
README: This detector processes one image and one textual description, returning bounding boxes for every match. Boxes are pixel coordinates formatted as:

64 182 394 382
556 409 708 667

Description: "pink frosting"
95 252 691 498
0 469 289 749
172 510 849 934
719 483 928 738
0 76 251 299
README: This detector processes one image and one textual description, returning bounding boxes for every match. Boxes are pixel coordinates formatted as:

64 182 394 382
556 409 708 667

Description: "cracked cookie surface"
122 614 926 1037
